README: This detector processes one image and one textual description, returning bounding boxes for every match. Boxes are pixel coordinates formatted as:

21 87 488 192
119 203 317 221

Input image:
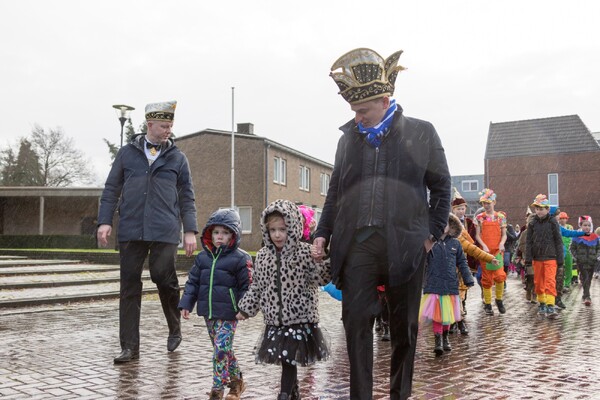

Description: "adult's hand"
181 309 190 320
312 237 326 261
97 224 112 248
424 238 435 253
183 232 197 257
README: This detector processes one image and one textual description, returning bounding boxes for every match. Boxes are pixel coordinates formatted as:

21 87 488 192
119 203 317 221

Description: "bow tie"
146 141 162 151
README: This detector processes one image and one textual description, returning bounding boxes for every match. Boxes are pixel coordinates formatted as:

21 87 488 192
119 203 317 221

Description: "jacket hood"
201 208 242 253
261 199 303 253
448 213 463 238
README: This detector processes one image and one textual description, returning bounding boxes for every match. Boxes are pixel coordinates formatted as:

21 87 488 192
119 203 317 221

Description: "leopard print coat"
237 199 331 326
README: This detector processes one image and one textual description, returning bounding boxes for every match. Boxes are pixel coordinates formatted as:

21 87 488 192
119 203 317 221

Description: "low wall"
0 249 197 271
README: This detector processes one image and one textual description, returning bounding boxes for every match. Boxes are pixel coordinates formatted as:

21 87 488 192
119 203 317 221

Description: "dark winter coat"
505 224 518 252
525 214 564 265
315 108 451 288
97 134 198 243
237 199 331 326
423 214 474 295
570 233 600 268
178 209 252 320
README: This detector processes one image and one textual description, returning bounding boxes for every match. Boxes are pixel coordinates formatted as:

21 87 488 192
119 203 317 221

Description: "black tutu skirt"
255 322 330 367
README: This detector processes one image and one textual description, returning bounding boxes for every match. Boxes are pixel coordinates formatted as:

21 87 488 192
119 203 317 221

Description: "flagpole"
231 87 235 209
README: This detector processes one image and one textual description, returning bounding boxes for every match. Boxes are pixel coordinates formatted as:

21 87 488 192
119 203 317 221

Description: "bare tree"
29 125 96 187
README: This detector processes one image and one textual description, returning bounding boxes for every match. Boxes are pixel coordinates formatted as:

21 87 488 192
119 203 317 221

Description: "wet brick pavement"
1 273 600 399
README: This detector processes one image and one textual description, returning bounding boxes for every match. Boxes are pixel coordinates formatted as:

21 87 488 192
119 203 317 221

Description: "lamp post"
112 104 135 147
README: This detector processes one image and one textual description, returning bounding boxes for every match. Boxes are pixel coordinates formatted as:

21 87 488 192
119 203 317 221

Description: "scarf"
357 99 398 148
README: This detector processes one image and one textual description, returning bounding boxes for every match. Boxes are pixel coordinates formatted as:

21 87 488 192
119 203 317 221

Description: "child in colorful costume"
570 216 600 306
558 212 575 291
525 194 563 319
474 188 507 315
420 213 474 356
450 189 498 334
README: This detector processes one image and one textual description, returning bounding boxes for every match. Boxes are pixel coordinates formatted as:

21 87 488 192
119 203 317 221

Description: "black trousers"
118 241 181 350
342 232 425 400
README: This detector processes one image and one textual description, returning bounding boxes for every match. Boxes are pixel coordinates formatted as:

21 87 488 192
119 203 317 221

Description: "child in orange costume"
450 190 498 334
474 188 507 315
525 194 563 318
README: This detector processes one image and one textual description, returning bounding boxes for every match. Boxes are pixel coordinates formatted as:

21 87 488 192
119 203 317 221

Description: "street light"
112 104 135 147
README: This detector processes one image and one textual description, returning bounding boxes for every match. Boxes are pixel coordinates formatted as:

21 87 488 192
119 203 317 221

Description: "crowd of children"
178 191 599 397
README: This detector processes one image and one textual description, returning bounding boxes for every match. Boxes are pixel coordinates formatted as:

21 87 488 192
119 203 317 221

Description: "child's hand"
236 312 246 321
181 309 190 320
491 258 500 266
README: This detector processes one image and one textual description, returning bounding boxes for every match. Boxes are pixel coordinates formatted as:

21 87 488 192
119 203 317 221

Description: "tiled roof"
485 115 600 159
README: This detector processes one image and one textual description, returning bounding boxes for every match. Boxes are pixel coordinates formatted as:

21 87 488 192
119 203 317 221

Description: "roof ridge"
489 114 581 126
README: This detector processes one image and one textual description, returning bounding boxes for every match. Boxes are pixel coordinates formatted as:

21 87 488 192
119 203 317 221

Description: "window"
219 206 252 234
299 165 310 191
548 173 559 206
320 173 330 196
237 206 252 234
273 157 286 185
314 208 322 224
461 180 478 192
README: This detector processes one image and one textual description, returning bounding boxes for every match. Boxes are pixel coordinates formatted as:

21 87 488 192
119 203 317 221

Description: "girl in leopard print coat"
237 199 331 399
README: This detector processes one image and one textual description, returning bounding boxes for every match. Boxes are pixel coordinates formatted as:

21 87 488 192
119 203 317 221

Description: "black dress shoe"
167 335 182 352
114 348 139 364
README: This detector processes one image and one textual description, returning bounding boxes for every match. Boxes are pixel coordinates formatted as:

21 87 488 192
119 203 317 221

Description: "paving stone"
1 273 600 398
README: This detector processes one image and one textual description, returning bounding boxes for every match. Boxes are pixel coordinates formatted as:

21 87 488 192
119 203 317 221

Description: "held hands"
236 312 247 321
312 237 326 261
424 237 435 253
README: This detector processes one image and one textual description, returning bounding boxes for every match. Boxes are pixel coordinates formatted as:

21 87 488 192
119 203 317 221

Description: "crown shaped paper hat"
330 48 406 104
145 100 177 121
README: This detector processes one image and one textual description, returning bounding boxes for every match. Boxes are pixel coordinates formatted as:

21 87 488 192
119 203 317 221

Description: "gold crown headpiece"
330 48 406 105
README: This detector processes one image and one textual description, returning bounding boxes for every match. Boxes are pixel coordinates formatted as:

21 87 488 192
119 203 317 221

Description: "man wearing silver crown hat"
313 48 451 399
97 100 198 363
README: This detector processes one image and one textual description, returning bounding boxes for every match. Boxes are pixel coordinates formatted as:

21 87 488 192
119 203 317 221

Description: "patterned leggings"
205 318 240 390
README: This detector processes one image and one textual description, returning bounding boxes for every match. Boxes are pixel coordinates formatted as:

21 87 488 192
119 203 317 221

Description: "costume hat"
558 212 569 219
145 100 177 121
531 194 550 208
451 187 467 208
479 188 496 203
330 48 406 104
578 215 593 229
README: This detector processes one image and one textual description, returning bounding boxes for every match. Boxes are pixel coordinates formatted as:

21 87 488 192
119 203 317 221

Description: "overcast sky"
2 1 599 186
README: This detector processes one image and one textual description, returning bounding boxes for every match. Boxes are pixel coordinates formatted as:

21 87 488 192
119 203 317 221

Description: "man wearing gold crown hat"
313 48 451 399
97 100 198 363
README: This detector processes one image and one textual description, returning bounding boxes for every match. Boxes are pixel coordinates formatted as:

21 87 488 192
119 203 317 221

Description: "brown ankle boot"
225 374 246 400
209 388 224 400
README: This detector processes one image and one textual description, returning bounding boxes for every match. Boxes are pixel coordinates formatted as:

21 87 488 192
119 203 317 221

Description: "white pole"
231 87 235 209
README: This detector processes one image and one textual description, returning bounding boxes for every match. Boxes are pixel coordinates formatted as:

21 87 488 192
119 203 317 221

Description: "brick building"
158 123 333 251
484 115 600 226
